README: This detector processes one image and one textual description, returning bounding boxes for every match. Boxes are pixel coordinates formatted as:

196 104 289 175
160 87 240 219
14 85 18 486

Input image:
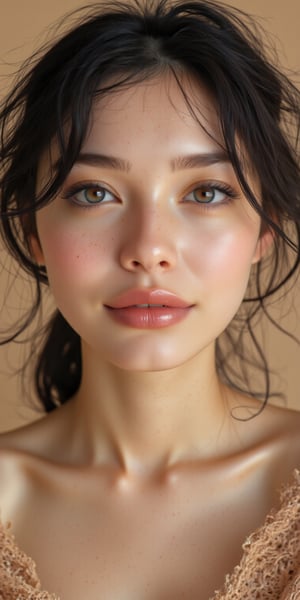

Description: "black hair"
0 0 300 413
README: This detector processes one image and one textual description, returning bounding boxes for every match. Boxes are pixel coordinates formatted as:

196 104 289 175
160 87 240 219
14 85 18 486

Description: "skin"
0 74 300 600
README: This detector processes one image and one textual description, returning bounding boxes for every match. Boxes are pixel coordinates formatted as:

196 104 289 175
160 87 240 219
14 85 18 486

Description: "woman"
0 1 300 598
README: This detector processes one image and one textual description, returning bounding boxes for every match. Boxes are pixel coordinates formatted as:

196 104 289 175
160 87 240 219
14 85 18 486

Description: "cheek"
37 220 113 295
184 223 259 289
183 223 259 332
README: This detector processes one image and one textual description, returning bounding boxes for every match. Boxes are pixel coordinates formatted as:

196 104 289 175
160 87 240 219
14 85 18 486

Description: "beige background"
0 0 299 432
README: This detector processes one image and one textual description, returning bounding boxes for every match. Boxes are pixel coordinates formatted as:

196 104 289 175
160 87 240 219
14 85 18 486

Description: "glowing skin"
1 75 300 600
34 76 265 374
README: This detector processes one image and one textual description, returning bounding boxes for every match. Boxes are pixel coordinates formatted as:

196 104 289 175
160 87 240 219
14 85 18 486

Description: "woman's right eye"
63 183 117 207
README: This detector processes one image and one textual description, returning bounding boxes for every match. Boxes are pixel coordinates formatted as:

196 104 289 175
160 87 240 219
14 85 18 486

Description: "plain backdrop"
0 0 299 432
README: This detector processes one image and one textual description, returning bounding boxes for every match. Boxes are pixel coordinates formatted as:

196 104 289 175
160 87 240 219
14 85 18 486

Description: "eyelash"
61 180 239 210
183 181 239 209
61 181 119 208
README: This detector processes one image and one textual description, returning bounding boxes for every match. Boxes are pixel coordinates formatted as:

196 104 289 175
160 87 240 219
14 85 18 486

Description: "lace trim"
212 471 300 599
0 521 58 599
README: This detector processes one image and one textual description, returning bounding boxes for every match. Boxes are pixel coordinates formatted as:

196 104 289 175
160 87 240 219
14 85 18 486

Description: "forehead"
84 73 225 157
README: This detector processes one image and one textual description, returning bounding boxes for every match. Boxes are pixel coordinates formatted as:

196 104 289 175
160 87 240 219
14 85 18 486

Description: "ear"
29 234 45 266
252 225 274 265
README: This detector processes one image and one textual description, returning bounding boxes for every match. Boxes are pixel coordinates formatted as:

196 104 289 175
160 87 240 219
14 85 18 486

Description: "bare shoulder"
0 413 51 486
231 392 300 438
0 412 54 456
0 402 73 474
0 404 73 522
232 396 300 487
263 403 300 497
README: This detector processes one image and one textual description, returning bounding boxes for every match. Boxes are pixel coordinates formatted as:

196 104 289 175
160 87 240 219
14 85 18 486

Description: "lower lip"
105 306 191 329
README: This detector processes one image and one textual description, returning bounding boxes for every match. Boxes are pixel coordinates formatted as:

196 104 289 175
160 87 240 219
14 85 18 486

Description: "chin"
99 342 208 373
114 357 183 372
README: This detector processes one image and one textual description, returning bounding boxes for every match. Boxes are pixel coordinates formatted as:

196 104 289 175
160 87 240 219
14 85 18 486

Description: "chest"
3 468 275 600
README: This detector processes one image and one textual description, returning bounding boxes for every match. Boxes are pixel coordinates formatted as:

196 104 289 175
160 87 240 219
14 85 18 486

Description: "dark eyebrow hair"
170 151 229 171
76 152 131 172
74 150 230 172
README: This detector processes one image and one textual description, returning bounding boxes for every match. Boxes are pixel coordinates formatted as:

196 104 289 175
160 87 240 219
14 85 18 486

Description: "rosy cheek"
184 225 258 285
38 224 111 290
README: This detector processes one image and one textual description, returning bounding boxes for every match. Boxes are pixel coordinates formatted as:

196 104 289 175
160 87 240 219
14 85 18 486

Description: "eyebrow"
171 151 229 171
76 153 131 172
75 151 230 172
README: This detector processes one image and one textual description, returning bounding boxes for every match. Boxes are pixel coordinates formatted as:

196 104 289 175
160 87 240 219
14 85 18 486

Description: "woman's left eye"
184 184 235 206
63 184 116 206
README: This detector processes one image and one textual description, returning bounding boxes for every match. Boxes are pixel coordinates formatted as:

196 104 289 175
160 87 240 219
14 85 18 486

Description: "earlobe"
252 227 274 265
29 234 45 266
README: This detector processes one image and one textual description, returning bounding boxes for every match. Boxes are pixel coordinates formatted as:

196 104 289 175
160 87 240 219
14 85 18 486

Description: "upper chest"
0 455 282 600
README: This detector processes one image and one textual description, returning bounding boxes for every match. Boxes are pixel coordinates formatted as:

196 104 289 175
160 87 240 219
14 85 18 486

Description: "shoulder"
0 418 49 488
214 469 300 600
0 399 74 462
228 394 300 489
259 402 300 457
215 396 300 599
0 404 73 521
232 396 300 450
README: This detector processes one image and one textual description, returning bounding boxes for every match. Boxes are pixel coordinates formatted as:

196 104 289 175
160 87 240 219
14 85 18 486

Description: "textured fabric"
0 472 300 599
0 522 58 599
212 471 300 600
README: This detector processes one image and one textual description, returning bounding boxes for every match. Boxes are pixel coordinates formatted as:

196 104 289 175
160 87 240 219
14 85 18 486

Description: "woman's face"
34 75 268 372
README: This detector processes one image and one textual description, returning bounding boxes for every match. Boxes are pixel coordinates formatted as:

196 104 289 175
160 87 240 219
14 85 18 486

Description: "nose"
118 206 177 274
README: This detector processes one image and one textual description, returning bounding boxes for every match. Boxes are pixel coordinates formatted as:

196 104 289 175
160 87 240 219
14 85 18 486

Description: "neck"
68 341 234 476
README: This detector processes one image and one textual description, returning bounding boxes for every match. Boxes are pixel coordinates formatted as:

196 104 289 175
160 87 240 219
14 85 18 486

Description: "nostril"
131 259 170 269
159 260 169 268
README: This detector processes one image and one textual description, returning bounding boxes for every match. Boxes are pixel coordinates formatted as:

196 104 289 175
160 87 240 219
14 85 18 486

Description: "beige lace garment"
1 472 300 600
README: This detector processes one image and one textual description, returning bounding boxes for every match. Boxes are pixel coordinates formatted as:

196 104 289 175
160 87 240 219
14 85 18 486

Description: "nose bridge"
140 202 165 242
119 197 177 272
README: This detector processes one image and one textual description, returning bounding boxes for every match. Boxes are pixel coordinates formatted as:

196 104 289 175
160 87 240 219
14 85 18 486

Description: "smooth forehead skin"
60 72 258 202
38 73 226 184
38 72 257 202
86 74 224 175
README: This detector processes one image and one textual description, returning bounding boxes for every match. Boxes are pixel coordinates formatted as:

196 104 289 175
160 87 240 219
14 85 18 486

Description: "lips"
104 289 193 329
105 288 191 309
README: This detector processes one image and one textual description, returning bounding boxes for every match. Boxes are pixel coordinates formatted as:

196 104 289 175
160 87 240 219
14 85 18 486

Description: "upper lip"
105 288 193 309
